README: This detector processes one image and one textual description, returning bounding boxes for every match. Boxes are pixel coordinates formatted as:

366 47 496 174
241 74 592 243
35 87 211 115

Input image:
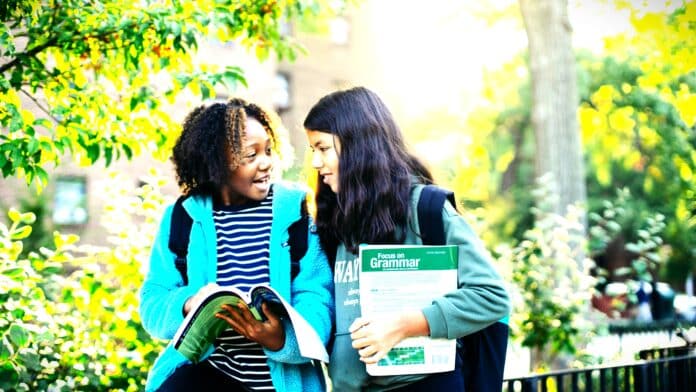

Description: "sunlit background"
1 0 694 389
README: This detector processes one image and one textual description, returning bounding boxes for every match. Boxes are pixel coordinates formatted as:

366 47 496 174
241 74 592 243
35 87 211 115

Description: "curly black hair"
172 98 278 196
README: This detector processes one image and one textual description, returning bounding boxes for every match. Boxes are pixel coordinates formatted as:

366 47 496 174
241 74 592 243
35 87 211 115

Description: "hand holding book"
216 301 285 351
350 310 430 365
172 284 329 363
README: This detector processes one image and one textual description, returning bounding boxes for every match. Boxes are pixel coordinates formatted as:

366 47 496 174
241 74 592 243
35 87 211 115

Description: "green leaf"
26 138 39 156
10 225 31 240
18 350 41 371
0 361 19 391
35 166 48 185
200 83 211 99
122 144 133 159
0 336 13 360
35 330 54 343
86 144 100 163
8 324 29 348
0 362 19 391
104 145 113 166
8 208 21 223
1 267 24 279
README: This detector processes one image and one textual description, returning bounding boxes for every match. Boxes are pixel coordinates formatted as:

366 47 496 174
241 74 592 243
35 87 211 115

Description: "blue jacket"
139 182 334 392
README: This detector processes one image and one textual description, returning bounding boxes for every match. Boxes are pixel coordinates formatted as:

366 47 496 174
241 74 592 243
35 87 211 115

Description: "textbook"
171 284 329 363
359 244 458 376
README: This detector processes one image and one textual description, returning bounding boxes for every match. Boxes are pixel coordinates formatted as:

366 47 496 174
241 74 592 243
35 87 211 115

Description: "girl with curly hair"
140 98 333 392
304 87 510 391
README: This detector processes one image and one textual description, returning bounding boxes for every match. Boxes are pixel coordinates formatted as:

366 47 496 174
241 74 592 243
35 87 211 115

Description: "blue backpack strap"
169 196 193 286
416 185 508 392
417 185 456 245
287 199 309 280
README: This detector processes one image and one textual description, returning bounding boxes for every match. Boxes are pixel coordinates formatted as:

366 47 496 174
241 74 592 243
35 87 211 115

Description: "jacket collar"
181 182 304 229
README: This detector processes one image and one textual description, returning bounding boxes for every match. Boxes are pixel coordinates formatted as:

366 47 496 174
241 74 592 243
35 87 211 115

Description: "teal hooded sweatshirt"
139 182 334 392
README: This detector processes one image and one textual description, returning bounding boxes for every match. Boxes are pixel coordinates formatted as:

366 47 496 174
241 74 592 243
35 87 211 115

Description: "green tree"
0 1 343 389
0 0 334 190
459 0 693 370
578 4 696 287
477 2 695 285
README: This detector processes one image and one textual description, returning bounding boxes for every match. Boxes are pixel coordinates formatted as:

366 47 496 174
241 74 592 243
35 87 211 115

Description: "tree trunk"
519 0 587 221
519 0 589 372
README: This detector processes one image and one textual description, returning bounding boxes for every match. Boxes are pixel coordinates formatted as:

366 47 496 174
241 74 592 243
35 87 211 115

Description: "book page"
359 244 458 375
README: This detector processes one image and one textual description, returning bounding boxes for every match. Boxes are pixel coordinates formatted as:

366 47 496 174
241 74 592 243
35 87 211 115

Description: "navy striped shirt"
206 190 275 391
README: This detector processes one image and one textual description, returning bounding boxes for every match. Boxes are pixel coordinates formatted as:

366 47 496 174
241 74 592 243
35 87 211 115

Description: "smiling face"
306 129 341 193
221 117 273 205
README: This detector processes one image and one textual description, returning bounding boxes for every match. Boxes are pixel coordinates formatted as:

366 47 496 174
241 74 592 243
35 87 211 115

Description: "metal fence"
503 353 696 392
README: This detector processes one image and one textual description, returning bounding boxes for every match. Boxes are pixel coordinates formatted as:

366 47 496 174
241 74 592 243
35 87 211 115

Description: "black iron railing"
608 320 696 340
503 353 696 392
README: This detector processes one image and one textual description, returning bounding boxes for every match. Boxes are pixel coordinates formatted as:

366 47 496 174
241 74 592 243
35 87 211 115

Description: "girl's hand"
349 311 430 364
216 302 286 351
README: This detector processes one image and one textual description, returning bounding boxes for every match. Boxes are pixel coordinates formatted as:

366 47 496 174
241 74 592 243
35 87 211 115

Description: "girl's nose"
311 152 322 169
259 153 273 171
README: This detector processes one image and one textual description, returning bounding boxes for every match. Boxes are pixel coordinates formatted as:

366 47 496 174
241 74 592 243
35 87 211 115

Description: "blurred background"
1 0 694 390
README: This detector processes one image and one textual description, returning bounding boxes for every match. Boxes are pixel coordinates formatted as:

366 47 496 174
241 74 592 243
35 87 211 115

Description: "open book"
171 284 329 363
359 244 458 376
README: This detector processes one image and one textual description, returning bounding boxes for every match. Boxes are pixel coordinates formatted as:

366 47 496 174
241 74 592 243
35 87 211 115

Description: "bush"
0 170 168 391
497 175 599 368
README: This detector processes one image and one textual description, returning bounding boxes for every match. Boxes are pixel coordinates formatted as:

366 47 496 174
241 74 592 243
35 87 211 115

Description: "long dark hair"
172 98 277 197
303 87 433 258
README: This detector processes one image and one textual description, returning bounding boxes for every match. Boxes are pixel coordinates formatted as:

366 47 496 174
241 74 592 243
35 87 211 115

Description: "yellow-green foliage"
580 2 696 188
1 2 344 389
0 170 168 391
0 0 336 191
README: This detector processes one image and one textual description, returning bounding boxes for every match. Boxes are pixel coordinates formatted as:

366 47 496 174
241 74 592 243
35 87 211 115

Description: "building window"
52 176 88 226
272 72 291 113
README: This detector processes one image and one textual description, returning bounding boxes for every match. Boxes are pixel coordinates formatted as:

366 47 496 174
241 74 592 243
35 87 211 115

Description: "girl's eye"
319 146 331 152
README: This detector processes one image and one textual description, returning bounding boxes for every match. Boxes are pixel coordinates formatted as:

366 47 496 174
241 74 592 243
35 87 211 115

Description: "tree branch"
19 88 60 124
0 36 58 74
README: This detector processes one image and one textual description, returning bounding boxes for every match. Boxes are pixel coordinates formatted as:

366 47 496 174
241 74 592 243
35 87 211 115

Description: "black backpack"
168 196 309 286
418 185 509 392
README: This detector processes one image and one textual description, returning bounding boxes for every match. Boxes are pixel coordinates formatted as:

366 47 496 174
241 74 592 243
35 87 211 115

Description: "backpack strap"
169 196 193 286
417 185 509 392
417 185 457 246
170 196 309 286
287 199 309 280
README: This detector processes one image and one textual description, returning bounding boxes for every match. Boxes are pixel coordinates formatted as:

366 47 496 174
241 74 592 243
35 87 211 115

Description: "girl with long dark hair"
304 87 510 391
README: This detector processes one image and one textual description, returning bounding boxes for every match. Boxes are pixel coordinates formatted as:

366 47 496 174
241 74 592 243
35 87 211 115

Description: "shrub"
0 169 168 391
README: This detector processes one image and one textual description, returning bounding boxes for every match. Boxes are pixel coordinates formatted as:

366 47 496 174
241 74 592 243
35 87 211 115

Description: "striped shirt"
206 190 275 391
